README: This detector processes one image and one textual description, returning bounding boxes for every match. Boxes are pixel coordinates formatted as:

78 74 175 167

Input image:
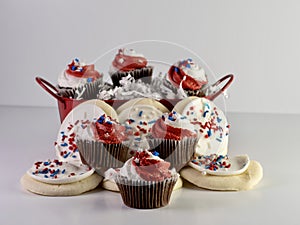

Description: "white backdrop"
1 0 300 114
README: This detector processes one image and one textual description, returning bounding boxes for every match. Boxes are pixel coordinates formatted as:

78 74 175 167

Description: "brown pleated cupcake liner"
148 138 198 171
110 66 153 87
185 88 206 97
115 174 178 209
57 77 104 99
76 139 129 175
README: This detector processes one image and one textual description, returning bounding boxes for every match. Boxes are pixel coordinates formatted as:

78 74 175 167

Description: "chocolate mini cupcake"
148 111 199 171
114 150 178 209
167 58 208 97
109 48 153 87
76 114 129 175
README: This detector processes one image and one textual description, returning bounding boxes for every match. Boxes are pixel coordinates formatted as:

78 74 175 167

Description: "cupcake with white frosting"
167 58 208 97
109 48 153 86
57 58 103 99
149 111 199 171
113 150 178 209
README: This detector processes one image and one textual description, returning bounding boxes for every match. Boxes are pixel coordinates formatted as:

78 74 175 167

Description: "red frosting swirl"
168 65 207 91
132 150 172 182
66 59 101 81
112 49 147 72
152 118 197 140
93 115 127 144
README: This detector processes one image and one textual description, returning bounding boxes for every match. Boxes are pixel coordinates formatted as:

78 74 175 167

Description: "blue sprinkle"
43 161 51 166
216 138 222 142
148 120 156 124
168 115 175 121
50 169 60 177
74 149 78 152
152 151 160 156
180 116 187 120
203 110 209 117
74 58 79 62
72 155 77 158
138 111 143 117
63 152 71 158
139 121 143 125
186 63 191 69
217 117 222 123
71 65 77 71
106 121 113 125
40 169 49 174
187 58 193 62
98 115 105 124
125 125 133 130
44 175 49 178
134 138 142 141
62 169 66 174
87 77 93 83
61 143 68 147
129 119 135 123
174 67 179 73
207 129 212 137
173 111 177 114
60 131 65 135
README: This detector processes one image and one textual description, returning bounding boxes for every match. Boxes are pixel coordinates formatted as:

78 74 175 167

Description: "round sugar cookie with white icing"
21 159 102 196
55 99 118 166
180 160 263 191
174 97 229 156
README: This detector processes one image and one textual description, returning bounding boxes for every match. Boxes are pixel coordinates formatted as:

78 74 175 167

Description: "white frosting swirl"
175 59 207 82
121 48 145 57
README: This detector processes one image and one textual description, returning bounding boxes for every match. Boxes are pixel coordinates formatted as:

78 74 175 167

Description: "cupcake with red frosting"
149 111 199 171
58 58 103 99
167 58 208 97
76 114 129 175
109 48 153 86
114 150 178 209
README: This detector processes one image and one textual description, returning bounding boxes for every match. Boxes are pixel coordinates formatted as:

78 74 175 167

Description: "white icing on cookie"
27 159 94 184
181 98 229 156
55 101 106 166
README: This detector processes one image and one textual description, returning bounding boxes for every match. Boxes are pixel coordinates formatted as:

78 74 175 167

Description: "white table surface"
1 105 299 225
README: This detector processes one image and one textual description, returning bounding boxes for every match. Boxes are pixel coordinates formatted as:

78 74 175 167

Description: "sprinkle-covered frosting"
55 119 95 165
58 58 102 88
191 154 231 172
151 111 198 140
92 114 127 144
181 98 229 156
27 159 94 184
110 48 148 73
168 58 208 90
